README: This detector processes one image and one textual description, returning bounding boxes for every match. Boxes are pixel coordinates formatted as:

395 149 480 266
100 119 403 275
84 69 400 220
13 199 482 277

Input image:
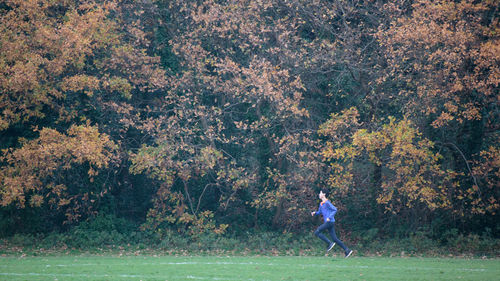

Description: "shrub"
74 214 136 234
10 233 35 247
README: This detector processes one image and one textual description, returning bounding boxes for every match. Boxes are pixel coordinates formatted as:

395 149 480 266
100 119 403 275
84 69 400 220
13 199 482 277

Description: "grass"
0 255 499 280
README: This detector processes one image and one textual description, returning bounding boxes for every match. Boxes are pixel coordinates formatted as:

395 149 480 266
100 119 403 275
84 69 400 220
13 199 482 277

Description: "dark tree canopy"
0 0 498 238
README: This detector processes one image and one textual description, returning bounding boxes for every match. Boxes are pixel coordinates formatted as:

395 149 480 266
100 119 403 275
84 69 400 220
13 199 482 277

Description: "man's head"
319 189 329 200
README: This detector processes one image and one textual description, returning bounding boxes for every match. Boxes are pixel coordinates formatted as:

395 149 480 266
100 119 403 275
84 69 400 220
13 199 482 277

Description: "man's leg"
314 222 333 246
327 223 350 253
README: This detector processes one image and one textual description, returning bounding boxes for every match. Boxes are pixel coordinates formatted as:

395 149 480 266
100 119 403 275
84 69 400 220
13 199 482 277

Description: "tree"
319 108 452 221
0 123 117 223
376 0 500 218
0 0 167 225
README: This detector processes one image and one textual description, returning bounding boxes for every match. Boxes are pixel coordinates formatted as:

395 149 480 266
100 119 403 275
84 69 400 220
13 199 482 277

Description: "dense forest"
0 0 498 249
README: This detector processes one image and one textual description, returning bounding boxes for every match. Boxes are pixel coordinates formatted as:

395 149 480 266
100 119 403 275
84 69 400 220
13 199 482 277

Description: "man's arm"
311 205 320 216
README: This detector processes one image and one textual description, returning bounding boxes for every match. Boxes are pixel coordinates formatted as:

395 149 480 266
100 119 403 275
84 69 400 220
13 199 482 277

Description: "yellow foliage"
321 112 450 212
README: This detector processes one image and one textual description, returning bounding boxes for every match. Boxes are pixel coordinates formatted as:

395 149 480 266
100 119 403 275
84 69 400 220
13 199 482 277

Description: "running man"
311 189 353 258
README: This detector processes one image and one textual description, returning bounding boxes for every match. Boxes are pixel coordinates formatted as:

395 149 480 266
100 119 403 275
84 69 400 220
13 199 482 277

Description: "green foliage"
2 227 499 257
73 214 136 234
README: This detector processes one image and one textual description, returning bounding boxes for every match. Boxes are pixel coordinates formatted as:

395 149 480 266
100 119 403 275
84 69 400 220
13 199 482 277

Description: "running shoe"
345 250 353 258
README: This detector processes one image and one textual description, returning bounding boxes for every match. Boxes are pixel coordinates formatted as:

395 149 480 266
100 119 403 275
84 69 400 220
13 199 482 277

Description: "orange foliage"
0 0 166 223
0 124 117 222
377 0 499 128
131 0 329 232
375 0 499 216
0 0 167 130
0 0 118 129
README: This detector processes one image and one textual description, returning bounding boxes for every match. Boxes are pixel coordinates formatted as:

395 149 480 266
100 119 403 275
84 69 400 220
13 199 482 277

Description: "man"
311 189 353 258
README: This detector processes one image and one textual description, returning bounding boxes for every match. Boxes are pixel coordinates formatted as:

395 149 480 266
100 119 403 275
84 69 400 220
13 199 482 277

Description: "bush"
9 233 35 247
67 229 127 248
445 233 499 255
38 232 66 248
74 214 136 234
1 226 498 257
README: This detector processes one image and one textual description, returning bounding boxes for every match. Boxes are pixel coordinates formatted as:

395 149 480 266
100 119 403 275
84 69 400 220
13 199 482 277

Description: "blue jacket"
314 200 337 223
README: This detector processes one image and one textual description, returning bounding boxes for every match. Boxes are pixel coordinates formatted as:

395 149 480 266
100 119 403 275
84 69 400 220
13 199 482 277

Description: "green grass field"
0 255 498 280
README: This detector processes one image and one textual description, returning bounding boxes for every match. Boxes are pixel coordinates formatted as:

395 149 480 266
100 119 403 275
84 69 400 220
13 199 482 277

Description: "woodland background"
0 0 498 255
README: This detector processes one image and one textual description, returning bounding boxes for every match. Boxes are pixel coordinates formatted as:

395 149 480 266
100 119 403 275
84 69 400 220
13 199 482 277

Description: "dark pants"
314 221 349 253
